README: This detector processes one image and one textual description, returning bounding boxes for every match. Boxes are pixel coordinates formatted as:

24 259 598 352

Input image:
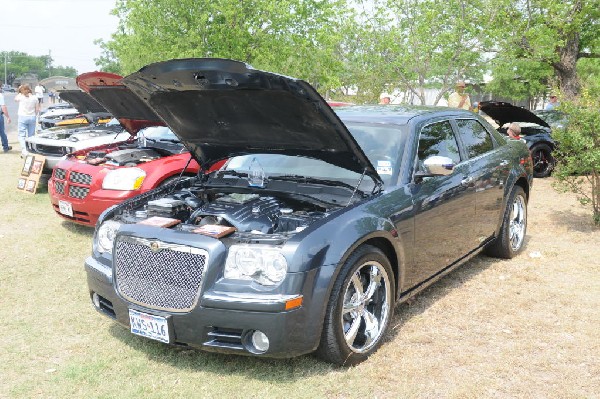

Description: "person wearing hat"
448 80 471 110
545 94 559 110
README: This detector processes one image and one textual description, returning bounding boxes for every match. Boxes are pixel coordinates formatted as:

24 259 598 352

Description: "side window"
417 121 461 171
456 119 494 158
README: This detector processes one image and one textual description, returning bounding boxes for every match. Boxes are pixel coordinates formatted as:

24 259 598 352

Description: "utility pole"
3 52 7 85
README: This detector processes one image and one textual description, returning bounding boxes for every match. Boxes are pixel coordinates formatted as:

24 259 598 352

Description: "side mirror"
424 155 455 176
415 156 455 182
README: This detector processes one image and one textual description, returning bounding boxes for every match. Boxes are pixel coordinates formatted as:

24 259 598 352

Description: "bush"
552 90 600 226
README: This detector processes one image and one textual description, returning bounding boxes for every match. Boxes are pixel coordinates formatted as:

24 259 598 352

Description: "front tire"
485 185 527 259
316 245 394 366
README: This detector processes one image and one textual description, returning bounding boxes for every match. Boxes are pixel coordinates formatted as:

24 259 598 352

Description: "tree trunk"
553 33 580 99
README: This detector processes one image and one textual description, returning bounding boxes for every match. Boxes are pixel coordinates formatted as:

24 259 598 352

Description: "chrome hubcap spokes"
341 262 391 353
508 195 526 251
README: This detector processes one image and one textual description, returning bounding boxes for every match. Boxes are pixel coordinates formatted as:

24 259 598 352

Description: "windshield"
222 122 407 190
139 126 178 142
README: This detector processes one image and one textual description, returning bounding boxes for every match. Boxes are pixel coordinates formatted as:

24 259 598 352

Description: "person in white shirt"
15 84 40 156
34 84 45 104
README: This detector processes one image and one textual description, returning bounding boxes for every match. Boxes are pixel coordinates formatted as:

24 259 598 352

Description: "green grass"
1 138 599 398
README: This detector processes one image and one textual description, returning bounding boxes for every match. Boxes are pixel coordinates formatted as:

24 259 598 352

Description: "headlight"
95 220 122 254
224 245 288 286
102 168 146 190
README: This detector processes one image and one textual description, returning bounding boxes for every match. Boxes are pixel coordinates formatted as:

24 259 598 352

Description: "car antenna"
346 168 367 206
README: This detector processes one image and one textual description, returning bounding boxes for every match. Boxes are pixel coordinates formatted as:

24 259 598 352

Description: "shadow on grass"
548 209 598 233
108 324 336 379
60 220 95 237
104 240 524 379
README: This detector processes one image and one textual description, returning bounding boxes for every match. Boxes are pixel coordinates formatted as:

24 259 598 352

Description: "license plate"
58 200 73 217
129 309 170 343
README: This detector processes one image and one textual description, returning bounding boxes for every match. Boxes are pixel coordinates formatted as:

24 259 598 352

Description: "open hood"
76 72 165 135
479 101 550 128
57 90 109 114
120 58 381 183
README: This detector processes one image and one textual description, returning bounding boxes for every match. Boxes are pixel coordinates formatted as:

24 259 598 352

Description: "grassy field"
0 125 599 398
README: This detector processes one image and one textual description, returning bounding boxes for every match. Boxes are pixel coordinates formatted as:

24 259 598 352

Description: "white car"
26 118 132 173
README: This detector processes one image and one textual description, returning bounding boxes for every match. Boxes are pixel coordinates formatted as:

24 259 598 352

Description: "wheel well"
362 237 399 293
515 176 530 201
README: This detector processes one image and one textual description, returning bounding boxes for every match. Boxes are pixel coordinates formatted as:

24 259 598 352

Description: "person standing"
0 87 12 152
15 84 40 156
545 94 559 110
34 83 45 104
448 80 471 110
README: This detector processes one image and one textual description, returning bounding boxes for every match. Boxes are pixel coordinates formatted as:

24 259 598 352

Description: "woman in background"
15 84 40 156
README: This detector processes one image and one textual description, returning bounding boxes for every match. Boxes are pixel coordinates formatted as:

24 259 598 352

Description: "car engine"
129 190 329 237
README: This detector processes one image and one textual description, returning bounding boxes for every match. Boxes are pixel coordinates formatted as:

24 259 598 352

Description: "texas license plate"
58 200 73 217
129 309 170 343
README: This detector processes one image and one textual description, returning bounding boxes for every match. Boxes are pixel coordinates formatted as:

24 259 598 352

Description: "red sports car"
48 72 222 226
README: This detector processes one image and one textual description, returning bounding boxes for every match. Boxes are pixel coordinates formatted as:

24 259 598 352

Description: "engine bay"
120 187 333 239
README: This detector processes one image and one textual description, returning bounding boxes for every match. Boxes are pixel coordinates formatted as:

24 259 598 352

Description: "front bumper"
85 256 322 358
49 179 139 226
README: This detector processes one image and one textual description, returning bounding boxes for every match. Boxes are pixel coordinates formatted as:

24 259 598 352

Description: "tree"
489 0 600 99
552 90 600 225
338 0 499 105
1 51 77 83
95 0 349 92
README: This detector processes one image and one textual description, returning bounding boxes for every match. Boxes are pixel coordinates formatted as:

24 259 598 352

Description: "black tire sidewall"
531 143 554 178
499 186 527 258
321 245 395 366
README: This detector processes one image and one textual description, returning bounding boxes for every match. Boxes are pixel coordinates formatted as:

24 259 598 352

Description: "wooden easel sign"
18 155 46 194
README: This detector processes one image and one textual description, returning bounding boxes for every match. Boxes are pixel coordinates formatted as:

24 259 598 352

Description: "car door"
454 118 507 241
407 119 479 287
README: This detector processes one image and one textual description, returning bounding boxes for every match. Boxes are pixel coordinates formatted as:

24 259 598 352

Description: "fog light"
251 330 270 353
92 292 100 309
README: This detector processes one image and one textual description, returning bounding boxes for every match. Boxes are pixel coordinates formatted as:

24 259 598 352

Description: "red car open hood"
76 72 165 135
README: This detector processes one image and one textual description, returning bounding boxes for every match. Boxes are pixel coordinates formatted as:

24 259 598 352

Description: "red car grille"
52 168 92 199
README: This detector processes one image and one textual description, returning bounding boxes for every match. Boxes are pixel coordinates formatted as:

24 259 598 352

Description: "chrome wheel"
341 261 392 353
509 194 526 251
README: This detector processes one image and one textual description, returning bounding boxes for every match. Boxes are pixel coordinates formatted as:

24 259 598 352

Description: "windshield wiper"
214 170 249 178
270 175 359 192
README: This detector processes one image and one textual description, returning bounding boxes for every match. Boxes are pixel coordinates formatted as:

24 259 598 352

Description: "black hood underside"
120 58 381 184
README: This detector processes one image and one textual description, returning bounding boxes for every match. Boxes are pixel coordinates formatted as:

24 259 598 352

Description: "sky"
0 0 119 74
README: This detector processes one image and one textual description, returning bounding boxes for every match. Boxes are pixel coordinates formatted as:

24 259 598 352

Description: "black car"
480 101 555 178
85 59 533 366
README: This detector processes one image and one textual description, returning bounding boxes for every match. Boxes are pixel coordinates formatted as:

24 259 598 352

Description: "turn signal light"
285 296 303 310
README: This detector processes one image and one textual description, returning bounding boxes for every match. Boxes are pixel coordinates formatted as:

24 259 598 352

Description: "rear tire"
530 143 554 178
485 185 527 259
316 245 394 366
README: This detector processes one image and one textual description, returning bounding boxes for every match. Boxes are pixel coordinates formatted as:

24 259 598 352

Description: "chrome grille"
54 168 67 180
70 171 92 185
68 185 89 199
114 236 208 312
54 180 65 195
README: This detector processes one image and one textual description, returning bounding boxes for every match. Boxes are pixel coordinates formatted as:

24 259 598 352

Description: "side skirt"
396 236 494 304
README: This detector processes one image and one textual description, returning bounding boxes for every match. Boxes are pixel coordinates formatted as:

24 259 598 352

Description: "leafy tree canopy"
96 0 350 91
1 51 76 84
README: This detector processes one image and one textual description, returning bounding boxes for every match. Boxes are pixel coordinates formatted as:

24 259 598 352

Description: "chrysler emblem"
150 242 161 252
